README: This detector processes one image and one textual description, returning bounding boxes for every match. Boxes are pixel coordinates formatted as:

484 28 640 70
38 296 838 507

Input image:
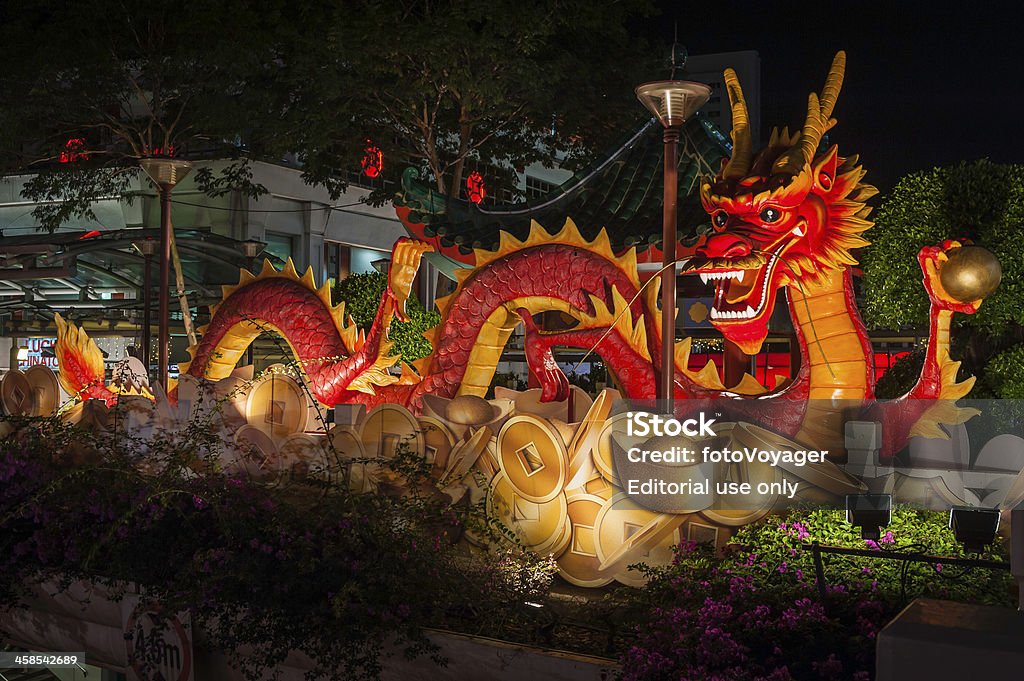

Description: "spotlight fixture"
949 507 1000 554
846 494 892 541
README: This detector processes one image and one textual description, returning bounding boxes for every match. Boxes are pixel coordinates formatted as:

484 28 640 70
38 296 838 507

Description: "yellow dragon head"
688 51 877 354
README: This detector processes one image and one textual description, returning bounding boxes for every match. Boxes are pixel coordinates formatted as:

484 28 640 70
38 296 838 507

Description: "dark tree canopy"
0 0 295 230
0 0 660 228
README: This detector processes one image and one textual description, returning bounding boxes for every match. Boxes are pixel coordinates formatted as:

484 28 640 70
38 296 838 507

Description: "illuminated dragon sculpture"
55 52 993 457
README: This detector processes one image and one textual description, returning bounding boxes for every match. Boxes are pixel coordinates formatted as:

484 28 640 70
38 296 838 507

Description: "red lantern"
361 141 383 178
466 171 486 204
59 138 88 163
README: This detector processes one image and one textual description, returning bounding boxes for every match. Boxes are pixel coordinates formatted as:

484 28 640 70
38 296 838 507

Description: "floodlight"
846 494 892 541
949 507 1000 554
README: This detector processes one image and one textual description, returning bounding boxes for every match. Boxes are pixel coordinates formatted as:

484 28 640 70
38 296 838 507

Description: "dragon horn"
720 68 753 180
818 50 846 125
774 51 847 176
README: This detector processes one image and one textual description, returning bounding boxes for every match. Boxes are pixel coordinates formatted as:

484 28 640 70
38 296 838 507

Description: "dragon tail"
54 313 119 406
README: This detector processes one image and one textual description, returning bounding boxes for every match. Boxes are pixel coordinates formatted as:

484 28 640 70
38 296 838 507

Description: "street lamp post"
139 157 193 389
136 238 157 379
635 80 710 411
240 239 264 368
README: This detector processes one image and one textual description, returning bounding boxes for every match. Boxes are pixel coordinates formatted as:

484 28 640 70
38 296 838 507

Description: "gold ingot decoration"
497 414 568 504
1 369 33 416
487 472 570 557
359 404 424 460
494 385 593 422
245 373 309 441
24 366 60 417
558 493 615 588
441 426 493 484
421 393 514 438
594 492 687 586
566 390 615 489
940 245 1001 302
417 415 457 478
732 422 867 493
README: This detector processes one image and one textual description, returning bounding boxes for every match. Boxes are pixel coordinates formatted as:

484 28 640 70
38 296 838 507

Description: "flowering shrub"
0 417 560 679
621 508 1013 681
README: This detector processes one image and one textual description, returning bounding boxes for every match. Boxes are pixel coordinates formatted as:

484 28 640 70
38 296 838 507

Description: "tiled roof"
394 115 731 261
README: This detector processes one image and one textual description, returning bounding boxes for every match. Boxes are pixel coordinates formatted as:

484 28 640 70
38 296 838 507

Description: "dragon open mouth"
683 245 788 354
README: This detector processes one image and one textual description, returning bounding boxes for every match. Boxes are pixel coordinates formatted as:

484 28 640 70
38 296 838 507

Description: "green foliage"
986 343 1024 398
251 0 658 205
729 508 1012 607
874 347 925 399
623 507 1013 680
0 410 574 679
0 0 286 230
1 0 658 226
334 271 440 362
861 159 1024 335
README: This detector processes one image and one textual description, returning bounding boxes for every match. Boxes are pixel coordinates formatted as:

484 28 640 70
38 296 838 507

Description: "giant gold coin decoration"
487 473 570 558
417 415 457 478
359 404 423 460
497 414 568 504
233 424 279 479
1 369 33 416
278 433 323 480
24 366 60 417
245 373 309 440
594 492 687 586
558 493 615 588
594 412 632 488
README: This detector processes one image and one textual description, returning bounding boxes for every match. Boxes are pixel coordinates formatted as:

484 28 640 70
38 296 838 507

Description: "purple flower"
192 494 206 509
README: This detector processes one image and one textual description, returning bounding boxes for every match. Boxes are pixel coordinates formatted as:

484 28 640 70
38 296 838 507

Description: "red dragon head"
687 51 875 354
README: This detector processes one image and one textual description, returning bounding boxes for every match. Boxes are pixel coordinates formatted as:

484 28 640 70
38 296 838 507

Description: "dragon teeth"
699 270 744 284
710 303 760 321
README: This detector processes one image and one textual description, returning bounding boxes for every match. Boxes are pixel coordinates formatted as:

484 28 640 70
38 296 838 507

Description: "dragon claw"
918 240 982 314
388 238 434 321
517 307 571 403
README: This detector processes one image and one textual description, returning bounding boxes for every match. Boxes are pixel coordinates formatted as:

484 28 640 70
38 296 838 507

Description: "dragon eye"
712 211 728 228
759 206 782 223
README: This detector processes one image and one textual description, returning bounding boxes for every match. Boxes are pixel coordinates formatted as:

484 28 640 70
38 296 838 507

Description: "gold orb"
939 246 1001 302
445 395 497 425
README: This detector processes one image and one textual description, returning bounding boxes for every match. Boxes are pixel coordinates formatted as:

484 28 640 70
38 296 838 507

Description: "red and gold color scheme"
55 53 996 465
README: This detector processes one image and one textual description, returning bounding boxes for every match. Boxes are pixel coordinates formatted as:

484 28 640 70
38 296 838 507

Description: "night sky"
649 1 1024 191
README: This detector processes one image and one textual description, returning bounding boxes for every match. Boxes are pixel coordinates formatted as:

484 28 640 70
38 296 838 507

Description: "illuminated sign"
18 338 58 371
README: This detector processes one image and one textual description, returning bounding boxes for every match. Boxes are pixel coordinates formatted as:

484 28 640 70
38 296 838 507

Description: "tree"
0 0 296 230
284 0 658 205
1 1 660 223
860 159 1024 395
